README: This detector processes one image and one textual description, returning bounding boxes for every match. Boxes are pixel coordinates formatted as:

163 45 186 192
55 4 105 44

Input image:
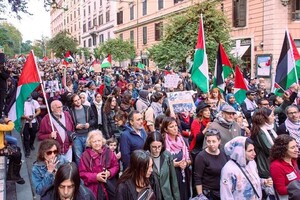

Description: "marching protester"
22 94 41 158
69 94 96 165
38 100 75 162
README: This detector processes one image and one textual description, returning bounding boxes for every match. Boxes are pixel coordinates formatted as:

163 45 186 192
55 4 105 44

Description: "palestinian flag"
8 51 41 132
274 31 298 96
289 33 300 79
234 65 248 104
138 62 145 69
213 43 233 92
62 51 74 66
191 14 209 93
101 54 112 68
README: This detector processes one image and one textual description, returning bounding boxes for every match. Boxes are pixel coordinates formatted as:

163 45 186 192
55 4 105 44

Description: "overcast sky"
6 0 51 42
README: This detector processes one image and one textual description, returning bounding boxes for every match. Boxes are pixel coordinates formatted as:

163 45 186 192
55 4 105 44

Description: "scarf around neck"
260 123 277 146
285 118 300 146
165 133 189 161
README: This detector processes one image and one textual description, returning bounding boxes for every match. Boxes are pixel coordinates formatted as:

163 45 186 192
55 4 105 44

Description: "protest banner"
164 74 181 88
167 91 196 114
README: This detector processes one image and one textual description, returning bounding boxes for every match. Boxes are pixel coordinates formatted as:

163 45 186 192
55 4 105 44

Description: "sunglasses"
46 150 58 156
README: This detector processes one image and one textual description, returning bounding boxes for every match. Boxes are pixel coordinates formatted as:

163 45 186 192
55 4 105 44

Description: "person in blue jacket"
120 110 147 170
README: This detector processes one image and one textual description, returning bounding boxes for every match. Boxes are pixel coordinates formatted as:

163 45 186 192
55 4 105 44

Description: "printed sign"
164 74 180 88
167 91 196 114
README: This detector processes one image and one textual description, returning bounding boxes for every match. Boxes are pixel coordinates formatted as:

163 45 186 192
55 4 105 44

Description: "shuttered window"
233 0 247 27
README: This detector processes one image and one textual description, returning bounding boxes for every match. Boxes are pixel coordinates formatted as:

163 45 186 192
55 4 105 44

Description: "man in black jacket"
0 53 10 118
69 94 96 165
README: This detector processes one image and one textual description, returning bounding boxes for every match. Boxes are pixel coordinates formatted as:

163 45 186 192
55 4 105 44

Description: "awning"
230 45 250 58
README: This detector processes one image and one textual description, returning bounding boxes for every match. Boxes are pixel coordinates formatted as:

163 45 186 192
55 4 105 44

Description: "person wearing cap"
248 77 258 91
205 105 241 150
240 90 258 127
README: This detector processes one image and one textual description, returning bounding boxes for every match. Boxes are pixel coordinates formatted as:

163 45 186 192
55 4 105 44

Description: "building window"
64 19 66 25
71 27 73 33
155 22 163 41
88 38 92 47
92 35 96 46
93 18 97 26
292 0 300 20
158 0 164 10
88 21 91 29
117 11 123 25
70 14 72 21
94 1 96 10
142 0 147 16
99 34 104 44
79 22 81 29
100 0 102 6
233 0 247 27
120 33 123 40
67 17 69 23
108 32 110 39
83 24 86 32
74 24 76 31
78 8 80 16
78 37 81 45
174 0 183 4
106 10 110 22
143 26 147 45
130 5 134 20
88 6 91 14
99 14 103 25
84 40 86 47
295 39 300 48
130 30 134 42
74 11 76 18
84 9 86 17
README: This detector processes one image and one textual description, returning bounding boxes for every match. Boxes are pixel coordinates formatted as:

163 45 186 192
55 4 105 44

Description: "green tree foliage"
0 0 30 19
47 31 78 58
0 22 22 57
95 38 136 64
77 47 90 58
21 40 32 54
148 0 232 71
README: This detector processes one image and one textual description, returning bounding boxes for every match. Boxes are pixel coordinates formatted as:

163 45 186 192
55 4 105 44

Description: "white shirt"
24 99 40 123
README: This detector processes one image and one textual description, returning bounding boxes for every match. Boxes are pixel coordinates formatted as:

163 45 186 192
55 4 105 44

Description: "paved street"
7 129 40 200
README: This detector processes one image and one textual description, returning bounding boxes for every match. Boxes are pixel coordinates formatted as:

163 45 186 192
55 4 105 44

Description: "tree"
95 38 136 66
148 0 232 71
76 47 90 60
47 31 78 58
0 22 22 57
21 40 32 55
0 0 30 19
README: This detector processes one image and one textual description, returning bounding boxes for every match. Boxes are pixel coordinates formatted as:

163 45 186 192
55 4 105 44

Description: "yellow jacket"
0 121 14 149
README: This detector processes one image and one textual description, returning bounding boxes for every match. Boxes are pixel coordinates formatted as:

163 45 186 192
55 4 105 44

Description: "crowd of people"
2 56 300 200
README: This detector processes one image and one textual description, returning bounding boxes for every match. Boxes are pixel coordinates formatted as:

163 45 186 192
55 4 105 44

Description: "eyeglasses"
288 112 298 115
46 150 58 156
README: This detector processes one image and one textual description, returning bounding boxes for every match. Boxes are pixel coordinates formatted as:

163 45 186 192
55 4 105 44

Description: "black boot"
7 161 25 184
13 162 25 184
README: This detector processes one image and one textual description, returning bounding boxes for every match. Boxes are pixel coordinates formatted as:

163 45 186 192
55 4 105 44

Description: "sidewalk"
7 129 40 200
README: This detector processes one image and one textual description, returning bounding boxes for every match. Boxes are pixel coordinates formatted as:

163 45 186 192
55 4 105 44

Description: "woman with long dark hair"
250 107 277 179
41 162 95 200
102 96 119 139
116 150 160 200
90 92 104 131
144 131 180 200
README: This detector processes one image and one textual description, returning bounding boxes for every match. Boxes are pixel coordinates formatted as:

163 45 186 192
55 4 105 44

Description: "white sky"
5 0 51 42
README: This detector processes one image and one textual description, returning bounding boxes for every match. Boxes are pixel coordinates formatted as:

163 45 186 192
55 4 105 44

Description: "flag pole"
32 50 55 133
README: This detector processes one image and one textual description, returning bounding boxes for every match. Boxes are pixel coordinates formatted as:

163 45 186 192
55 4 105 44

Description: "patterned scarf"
165 133 189 161
285 118 300 147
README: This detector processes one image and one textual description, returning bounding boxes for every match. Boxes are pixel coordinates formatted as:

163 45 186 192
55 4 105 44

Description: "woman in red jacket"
270 135 300 199
190 102 211 159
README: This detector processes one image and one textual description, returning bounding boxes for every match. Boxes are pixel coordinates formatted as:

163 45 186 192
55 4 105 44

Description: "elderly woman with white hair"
79 130 119 199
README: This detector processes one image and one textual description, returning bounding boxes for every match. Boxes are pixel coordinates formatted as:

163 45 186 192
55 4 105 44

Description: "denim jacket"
31 155 68 195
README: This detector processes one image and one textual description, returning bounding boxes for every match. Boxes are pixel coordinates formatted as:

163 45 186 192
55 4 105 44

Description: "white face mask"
27 97 33 102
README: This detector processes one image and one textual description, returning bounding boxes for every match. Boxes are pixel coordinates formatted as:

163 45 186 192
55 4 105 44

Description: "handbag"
103 147 117 200
137 186 155 200
233 160 260 199
51 114 76 142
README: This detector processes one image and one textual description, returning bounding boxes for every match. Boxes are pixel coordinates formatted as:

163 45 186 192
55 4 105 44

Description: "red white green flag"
234 65 248 104
191 14 209 93
62 51 74 66
289 33 300 79
8 51 41 131
101 54 112 68
213 43 233 92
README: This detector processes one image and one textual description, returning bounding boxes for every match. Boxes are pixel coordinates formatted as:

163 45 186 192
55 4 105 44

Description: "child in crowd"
107 137 121 160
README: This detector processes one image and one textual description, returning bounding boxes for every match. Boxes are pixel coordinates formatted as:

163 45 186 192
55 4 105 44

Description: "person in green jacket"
144 131 180 200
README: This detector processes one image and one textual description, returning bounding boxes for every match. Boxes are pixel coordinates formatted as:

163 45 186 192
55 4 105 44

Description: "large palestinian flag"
101 54 112 68
191 14 209 93
8 51 40 132
274 31 298 96
234 65 248 104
